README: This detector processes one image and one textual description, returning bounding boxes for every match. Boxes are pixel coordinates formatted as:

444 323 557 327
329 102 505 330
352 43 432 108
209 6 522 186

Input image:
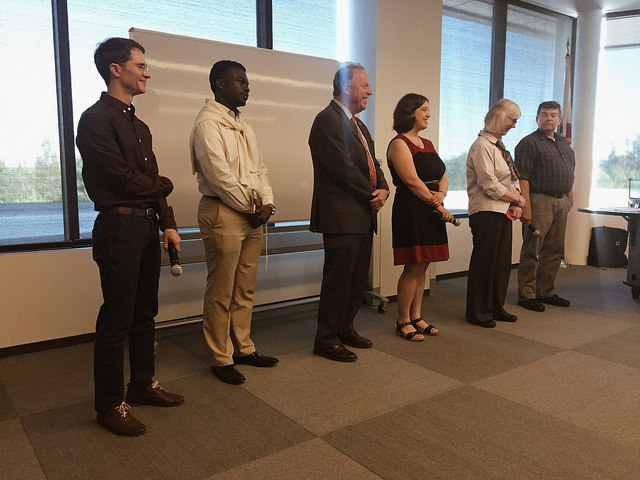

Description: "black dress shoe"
466 318 496 328
518 298 545 312
313 344 357 362
211 365 246 385
233 351 279 367
494 310 517 322
537 294 570 307
339 334 373 349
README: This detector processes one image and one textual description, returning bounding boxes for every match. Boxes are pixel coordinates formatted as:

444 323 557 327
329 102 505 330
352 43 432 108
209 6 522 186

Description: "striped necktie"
495 138 520 178
351 116 377 187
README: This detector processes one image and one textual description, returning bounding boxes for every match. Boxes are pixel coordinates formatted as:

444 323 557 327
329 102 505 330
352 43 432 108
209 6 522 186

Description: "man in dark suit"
309 63 389 362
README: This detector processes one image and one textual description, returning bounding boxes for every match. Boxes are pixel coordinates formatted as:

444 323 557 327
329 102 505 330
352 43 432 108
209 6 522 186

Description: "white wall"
369 0 443 297
0 247 323 349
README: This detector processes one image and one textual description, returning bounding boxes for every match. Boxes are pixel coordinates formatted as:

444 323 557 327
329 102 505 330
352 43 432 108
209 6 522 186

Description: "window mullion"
257 0 273 49
51 0 79 241
490 0 507 107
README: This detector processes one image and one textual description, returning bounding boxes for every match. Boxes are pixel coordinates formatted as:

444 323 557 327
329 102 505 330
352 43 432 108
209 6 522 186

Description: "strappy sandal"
396 320 424 342
410 317 439 336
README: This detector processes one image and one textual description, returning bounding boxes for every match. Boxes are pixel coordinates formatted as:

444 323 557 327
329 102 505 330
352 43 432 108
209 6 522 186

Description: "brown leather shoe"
125 381 184 407
97 402 146 436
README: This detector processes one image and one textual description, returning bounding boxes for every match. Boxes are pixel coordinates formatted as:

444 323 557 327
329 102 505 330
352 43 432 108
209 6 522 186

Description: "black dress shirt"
76 92 177 230
514 129 575 197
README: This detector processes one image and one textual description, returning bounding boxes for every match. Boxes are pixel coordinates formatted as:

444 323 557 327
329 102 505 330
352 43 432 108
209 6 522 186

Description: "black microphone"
431 209 461 226
506 208 540 236
168 243 182 277
526 224 541 236
448 216 462 227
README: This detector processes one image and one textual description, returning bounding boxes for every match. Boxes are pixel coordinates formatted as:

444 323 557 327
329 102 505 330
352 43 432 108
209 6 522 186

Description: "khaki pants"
518 193 570 300
198 196 261 366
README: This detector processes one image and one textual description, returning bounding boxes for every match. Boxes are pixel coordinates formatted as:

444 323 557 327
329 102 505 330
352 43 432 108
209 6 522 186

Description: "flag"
559 41 572 143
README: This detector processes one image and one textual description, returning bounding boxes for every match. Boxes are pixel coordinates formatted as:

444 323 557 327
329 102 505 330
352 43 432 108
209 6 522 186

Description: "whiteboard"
129 28 339 226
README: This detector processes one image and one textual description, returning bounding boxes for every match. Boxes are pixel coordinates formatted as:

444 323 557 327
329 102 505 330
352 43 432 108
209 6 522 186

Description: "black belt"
204 195 220 200
100 206 157 218
533 192 566 199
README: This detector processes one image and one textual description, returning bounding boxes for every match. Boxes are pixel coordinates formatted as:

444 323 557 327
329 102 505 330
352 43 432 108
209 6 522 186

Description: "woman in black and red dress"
387 93 453 341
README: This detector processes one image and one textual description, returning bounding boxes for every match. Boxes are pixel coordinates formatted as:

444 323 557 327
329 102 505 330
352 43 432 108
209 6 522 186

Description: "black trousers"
466 211 512 323
92 213 160 412
315 230 373 348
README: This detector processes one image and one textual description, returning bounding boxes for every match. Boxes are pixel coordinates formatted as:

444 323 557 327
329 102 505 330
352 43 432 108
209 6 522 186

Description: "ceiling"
525 0 640 16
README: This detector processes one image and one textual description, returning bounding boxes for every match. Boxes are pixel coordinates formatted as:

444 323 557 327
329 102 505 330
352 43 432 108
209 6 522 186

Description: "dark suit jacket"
308 101 388 234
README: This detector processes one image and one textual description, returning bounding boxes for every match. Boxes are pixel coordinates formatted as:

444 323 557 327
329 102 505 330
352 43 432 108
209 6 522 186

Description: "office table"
578 207 640 298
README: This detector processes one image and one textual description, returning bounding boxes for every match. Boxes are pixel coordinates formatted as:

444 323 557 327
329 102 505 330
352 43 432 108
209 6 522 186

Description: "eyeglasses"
118 62 150 72
508 116 518 125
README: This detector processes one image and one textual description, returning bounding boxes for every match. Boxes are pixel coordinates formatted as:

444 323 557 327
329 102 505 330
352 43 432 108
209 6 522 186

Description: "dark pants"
92 213 160 412
466 211 512 323
315 230 373 348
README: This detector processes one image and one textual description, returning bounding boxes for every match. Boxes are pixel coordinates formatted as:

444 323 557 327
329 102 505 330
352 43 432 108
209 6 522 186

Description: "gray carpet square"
0 378 17 421
205 438 382 480
501 307 633 349
473 351 640 450
149 337 209 379
323 385 640 480
574 325 640 369
241 349 462 436
21 374 314 480
0 418 46 480
164 301 396 365
241 303 321 356
0 342 94 416
0 338 205 417
371 320 561 383
160 322 212 365
558 266 639 322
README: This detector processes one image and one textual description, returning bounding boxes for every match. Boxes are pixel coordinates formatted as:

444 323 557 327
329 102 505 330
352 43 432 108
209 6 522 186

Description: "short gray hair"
332 63 366 97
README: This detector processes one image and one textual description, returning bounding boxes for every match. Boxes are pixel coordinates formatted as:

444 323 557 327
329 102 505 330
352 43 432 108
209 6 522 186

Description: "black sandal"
396 321 424 342
410 317 439 336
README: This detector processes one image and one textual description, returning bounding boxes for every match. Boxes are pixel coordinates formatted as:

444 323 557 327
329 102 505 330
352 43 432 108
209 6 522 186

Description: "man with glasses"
77 37 184 437
515 101 575 312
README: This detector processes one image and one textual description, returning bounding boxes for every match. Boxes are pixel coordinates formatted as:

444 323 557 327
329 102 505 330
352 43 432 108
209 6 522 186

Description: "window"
1 0 343 250
503 4 572 152
0 0 64 245
439 0 493 208
592 13 640 207
439 0 574 209
67 0 257 238
273 0 337 58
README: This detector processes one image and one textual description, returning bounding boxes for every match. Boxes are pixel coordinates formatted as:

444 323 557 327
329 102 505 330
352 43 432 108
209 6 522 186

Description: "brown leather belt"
100 206 157 218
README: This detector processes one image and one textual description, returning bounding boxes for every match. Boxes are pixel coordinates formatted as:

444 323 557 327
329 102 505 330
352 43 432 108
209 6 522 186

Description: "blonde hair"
484 98 520 132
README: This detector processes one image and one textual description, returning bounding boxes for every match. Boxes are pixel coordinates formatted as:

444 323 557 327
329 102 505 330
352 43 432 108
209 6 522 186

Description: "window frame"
1 0 278 253
438 0 576 208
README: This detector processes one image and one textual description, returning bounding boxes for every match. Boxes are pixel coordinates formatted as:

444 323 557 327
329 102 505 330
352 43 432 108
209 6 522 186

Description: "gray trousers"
517 193 571 300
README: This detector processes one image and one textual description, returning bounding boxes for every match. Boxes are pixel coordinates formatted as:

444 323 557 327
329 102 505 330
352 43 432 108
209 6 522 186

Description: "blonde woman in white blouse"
465 99 525 328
